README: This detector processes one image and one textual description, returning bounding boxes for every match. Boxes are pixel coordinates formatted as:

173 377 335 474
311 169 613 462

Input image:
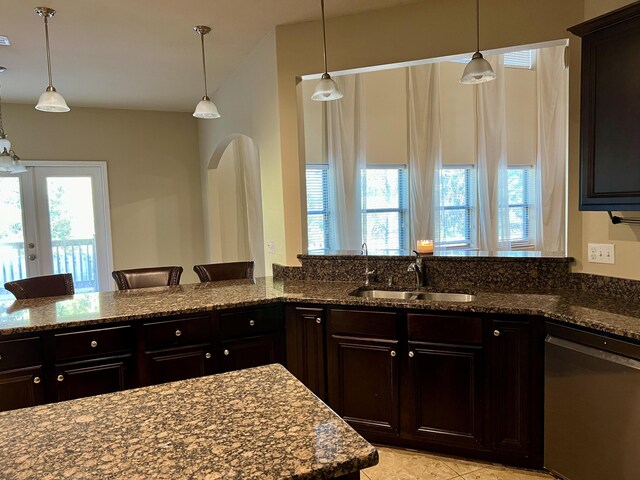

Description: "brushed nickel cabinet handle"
57 374 64 382
409 351 415 358
33 376 41 384
90 340 98 348
390 351 397 357
249 320 255 326
205 352 211 359
493 330 501 337
315 317 322 324
175 329 182 337
223 349 230 356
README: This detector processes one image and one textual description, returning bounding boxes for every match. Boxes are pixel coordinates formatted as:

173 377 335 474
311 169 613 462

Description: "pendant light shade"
460 0 496 85
312 0 342 102
460 52 496 84
193 26 220 119
0 67 26 174
34 7 70 112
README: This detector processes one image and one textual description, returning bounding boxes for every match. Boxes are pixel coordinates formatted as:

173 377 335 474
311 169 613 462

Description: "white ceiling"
0 0 421 112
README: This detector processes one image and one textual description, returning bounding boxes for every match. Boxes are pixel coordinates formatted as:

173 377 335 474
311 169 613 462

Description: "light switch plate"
587 243 615 264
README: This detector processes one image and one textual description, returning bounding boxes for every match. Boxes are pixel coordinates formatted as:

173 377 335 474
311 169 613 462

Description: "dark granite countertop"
0 364 378 480
1 277 640 341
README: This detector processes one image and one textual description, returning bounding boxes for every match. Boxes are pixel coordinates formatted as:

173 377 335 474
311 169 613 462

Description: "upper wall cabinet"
570 2 640 210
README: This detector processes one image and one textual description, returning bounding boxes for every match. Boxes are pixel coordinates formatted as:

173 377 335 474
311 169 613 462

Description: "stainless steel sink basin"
350 289 476 302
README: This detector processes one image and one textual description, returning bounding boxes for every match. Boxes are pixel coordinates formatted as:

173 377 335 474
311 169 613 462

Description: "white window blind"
439 166 476 248
506 165 536 247
361 166 408 254
305 164 332 254
453 50 533 69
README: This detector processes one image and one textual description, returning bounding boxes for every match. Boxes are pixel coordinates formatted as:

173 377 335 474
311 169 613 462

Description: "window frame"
507 165 536 249
439 164 476 249
305 163 332 254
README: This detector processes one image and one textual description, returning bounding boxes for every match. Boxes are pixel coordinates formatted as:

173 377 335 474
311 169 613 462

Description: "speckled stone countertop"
0 364 378 480
2 277 640 341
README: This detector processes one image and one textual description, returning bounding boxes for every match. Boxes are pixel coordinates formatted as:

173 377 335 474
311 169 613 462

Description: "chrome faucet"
361 242 376 286
407 250 427 289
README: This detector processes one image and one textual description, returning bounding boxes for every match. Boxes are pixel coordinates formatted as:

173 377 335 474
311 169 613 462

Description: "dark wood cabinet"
327 309 400 437
0 366 45 411
54 356 133 401
285 305 326 399
220 333 284 372
143 345 213 385
569 3 640 210
487 317 544 466
404 313 485 450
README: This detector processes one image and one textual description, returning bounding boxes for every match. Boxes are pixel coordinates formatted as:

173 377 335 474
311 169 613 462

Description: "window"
453 50 534 70
439 166 476 248
506 166 535 247
361 166 408 254
305 164 331 254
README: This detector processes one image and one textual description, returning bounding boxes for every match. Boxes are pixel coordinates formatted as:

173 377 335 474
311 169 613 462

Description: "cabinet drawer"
328 309 398 339
408 313 483 344
0 337 42 371
219 307 283 339
54 326 133 360
143 316 210 350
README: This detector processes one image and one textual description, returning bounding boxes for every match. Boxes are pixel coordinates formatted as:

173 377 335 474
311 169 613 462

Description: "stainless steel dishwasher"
545 323 640 480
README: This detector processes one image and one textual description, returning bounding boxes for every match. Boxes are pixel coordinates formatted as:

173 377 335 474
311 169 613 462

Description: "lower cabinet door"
220 333 284 372
144 345 214 386
0 365 46 411
54 356 132 402
404 341 484 449
327 335 400 436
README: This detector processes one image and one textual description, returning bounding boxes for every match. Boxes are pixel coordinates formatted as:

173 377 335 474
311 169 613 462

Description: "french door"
0 162 113 299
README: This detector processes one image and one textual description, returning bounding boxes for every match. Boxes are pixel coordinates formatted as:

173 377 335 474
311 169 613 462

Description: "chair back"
4 273 75 300
112 266 183 290
193 261 254 283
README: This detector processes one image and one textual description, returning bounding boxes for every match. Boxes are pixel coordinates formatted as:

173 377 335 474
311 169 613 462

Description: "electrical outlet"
587 243 615 264
266 240 276 255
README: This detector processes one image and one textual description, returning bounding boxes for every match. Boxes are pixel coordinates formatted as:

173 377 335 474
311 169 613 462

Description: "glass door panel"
45 177 98 293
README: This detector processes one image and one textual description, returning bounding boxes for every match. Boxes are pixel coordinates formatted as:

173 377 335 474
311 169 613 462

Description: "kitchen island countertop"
0 363 377 480
1 277 640 341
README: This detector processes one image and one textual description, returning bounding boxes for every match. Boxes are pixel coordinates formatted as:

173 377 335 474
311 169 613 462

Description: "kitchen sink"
350 289 476 302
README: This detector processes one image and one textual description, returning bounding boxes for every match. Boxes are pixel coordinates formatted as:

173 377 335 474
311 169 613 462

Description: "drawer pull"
493 330 501 337
175 329 182 337
249 320 255 327
33 376 41 384
205 352 212 359
390 350 397 357
57 374 64 382
0 354 2 361
90 340 98 348
223 349 230 356
315 317 322 324
409 351 415 358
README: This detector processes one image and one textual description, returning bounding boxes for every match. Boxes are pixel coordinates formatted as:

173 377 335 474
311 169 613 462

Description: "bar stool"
4 273 75 299
193 261 254 283
112 266 183 290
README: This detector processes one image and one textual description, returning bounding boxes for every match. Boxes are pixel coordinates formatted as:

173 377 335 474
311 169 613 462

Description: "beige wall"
577 0 640 280
198 31 285 273
276 0 584 266
4 103 205 285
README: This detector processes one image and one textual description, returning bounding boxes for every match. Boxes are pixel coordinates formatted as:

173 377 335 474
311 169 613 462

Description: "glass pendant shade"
0 136 11 153
0 154 13 172
460 52 496 84
36 87 70 112
311 73 343 101
193 96 220 119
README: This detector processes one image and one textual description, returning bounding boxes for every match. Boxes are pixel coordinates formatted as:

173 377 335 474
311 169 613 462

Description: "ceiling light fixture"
34 7 69 112
460 0 496 85
193 25 220 119
0 67 26 174
311 0 342 101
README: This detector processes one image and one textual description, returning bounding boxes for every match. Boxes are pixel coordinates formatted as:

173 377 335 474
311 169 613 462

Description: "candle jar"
416 240 434 254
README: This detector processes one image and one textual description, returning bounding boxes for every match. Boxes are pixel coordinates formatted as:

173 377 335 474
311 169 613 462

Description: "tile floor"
362 446 556 480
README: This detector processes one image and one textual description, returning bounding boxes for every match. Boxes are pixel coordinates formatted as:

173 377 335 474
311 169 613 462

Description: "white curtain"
476 55 511 251
326 75 366 252
233 136 266 277
535 45 568 253
407 64 442 248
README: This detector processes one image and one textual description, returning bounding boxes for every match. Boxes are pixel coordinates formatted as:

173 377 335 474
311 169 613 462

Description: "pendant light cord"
43 15 53 87
321 0 328 74
0 82 4 134
476 0 480 53
200 32 208 97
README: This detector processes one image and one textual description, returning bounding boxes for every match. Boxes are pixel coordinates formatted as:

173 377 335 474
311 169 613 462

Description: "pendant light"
0 67 26 174
34 7 69 112
311 0 343 101
193 25 220 119
460 0 496 85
